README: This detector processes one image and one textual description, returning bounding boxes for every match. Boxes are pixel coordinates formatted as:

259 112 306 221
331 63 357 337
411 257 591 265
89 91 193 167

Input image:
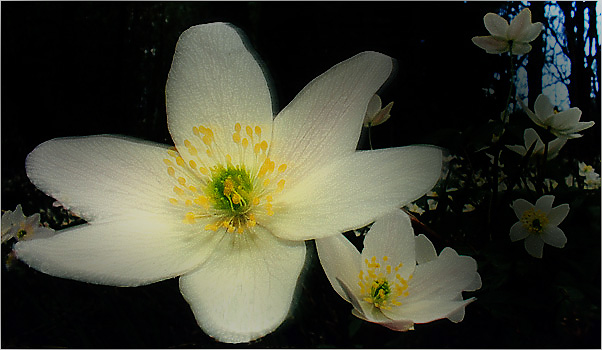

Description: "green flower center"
369 278 391 307
206 165 253 215
520 208 549 234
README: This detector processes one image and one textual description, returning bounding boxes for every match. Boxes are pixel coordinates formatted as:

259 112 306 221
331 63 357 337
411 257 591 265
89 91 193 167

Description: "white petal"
534 94 555 120
14 218 220 286
403 248 479 303
179 227 306 343
541 226 567 248
415 234 437 264
511 42 532 55
516 22 543 42
549 108 582 131
524 235 544 258
506 144 527 156
471 36 510 54
523 128 543 151
508 8 533 40
484 13 509 38
535 195 555 213
512 198 533 219
271 51 393 184
267 146 442 241
383 298 475 324
315 234 361 302
165 23 273 159
362 210 416 280
509 221 529 242
26 136 179 222
548 203 570 226
364 94 383 125
547 137 567 159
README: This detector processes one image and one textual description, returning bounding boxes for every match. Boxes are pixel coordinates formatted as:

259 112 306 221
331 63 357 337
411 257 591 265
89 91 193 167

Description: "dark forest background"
1 2 600 348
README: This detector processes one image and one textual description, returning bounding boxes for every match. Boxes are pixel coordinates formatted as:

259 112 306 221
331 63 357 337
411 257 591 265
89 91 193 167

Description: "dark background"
2 2 600 348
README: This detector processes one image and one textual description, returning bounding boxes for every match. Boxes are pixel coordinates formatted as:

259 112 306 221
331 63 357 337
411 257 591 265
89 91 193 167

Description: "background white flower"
316 210 481 332
523 94 595 138
363 94 394 127
510 195 570 258
506 128 566 160
472 8 543 55
1 204 54 243
14 23 443 343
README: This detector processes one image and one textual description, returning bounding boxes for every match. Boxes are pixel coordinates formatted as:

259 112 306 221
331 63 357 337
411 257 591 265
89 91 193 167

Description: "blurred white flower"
522 94 595 138
506 128 566 160
405 203 425 216
363 94 394 127
1 204 54 243
316 210 481 332
472 8 543 55
463 204 476 213
510 195 569 258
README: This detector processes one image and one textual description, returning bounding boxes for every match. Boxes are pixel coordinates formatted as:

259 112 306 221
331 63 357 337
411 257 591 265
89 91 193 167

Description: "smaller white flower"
578 162 597 177
510 195 569 258
316 210 481 332
522 94 595 138
506 128 567 160
472 8 543 55
1 205 55 243
363 94 394 127
404 203 425 216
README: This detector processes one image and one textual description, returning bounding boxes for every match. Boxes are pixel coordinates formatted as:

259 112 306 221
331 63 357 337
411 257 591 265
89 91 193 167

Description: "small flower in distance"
316 210 481 332
510 195 569 258
522 94 595 138
578 162 601 189
1 204 54 243
363 94 394 127
472 8 543 55
405 202 425 216
506 128 567 160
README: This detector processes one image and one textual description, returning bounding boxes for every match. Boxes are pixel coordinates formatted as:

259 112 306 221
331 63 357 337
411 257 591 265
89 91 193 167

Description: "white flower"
578 162 597 177
363 94 394 127
1 204 54 243
472 8 543 55
523 94 595 138
510 195 569 258
14 23 442 343
578 162 601 189
316 210 481 331
506 128 566 160
405 203 425 216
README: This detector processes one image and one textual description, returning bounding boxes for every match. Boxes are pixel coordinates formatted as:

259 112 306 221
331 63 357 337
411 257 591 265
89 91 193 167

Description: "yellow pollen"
176 157 186 167
263 179 270 187
260 140 268 152
277 179 285 191
278 164 287 173
167 167 175 177
233 132 241 144
235 123 241 132
173 186 185 196
193 126 199 136
254 143 261 154
185 199 192 206
184 212 196 224
199 167 209 175
205 223 219 231
188 146 198 156
184 139 192 148
177 177 187 186
246 125 253 138
169 198 178 205
255 126 262 136
189 160 197 169
202 135 212 146
242 138 249 148
520 207 549 234
163 159 173 166
252 197 260 205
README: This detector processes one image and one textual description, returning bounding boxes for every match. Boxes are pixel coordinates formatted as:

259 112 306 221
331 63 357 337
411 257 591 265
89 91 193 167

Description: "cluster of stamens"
164 123 289 234
358 255 411 310
520 208 549 234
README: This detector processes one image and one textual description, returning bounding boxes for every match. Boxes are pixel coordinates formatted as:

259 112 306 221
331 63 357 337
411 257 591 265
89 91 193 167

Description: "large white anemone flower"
472 8 543 55
316 210 481 332
510 195 570 258
14 23 443 343
523 94 595 138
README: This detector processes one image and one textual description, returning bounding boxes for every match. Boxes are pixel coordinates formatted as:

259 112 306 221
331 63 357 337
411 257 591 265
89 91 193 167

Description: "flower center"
164 123 288 234
358 255 411 310
520 208 549 234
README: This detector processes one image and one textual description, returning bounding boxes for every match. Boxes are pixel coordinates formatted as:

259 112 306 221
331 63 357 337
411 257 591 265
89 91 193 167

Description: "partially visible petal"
523 128 544 152
548 203 570 226
472 36 510 54
533 94 555 121
383 298 475 324
507 8 533 40
511 42 532 55
271 51 393 185
179 226 306 344
15 218 220 287
541 226 567 248
547 137 568 159
415 234 437 264
512 199 533 219
362 210 416 280
524 234 544 258
166 23 274 159
484 13 509 38
516 22 543 42
267 146 442 241
548 108 583 131
316 234 362 302
363 94 382 125
506 144 527 156
535 195 555 214
26 136 180 222
509 221 529 242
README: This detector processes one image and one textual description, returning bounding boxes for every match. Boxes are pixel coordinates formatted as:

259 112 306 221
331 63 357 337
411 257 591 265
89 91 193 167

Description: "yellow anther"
254 143 261 154
188 146 198 156
232 193 241 205
267 209 274 216
277 179 285 191
188 185 197 193
242 138 249 148
202 135 212 146
386 265 392 274
233 132 241 144
252 197 260 205
176 157 186 167
206 149 212 157
167 167 176 177
383 256 388 261
203 127 214 139
163 159 173 166
184 139 192 148
266 195 273 202
169 198 178 205
193 126 199 136
189 160 197 169
255 126 262 136
246 126 253 138
194 196 209 209
173 186 185 196
260 140 268 152
205 223 218 231
178 177 187 185
185 199 192 206
167 149 178 158
226 154 232 164
199 167 209 175
278 164 287 173
235 123 241 133
184 212 196 224
263 179 270 187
